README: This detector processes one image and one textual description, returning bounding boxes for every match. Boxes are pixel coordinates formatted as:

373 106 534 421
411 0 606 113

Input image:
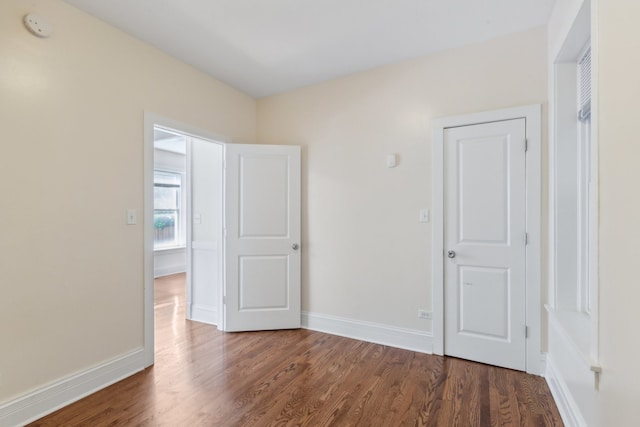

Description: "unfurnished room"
1 0 639 426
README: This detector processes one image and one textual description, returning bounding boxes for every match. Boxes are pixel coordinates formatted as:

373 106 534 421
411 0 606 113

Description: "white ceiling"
62 0 555 98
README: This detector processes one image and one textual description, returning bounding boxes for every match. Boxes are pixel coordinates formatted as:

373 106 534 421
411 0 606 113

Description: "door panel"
444 119 526 371
458 266 509 338
223 144 301 332
239 156 289 237
239 255 289 310
459 136 509 243
188 138 223 326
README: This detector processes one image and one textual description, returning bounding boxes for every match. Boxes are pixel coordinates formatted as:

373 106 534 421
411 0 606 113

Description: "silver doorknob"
292 243 299 250
447 250 456 259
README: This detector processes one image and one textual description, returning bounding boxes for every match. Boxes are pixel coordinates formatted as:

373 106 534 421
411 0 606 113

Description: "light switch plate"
418 309 432 319
127 209 137 225
419 208 430 223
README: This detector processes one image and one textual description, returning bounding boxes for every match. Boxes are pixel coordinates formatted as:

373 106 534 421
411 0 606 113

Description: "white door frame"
431 105 542 375
143 112 229 367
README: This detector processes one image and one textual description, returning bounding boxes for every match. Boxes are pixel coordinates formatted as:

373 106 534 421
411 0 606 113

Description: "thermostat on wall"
386 154 398 168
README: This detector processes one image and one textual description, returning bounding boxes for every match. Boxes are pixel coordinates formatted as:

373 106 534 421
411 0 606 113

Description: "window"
154 170 185 249
553 39 595 316
577 45 592 313
549 0 599 370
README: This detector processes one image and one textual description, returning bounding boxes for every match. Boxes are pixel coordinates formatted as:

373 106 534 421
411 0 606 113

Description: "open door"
222 144 301 332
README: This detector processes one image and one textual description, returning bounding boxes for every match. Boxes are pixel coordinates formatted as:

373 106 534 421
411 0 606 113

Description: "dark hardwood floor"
30 273 563 426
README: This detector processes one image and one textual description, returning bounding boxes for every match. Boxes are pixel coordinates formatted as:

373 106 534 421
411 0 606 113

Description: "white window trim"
431 104 542 375
546 0 599 372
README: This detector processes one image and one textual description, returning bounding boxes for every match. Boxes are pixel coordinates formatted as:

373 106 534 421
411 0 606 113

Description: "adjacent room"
1 0 639 426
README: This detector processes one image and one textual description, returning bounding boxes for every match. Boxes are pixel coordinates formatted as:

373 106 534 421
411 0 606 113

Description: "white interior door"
444 118 527 371
187 137 223 325
222 144 301 332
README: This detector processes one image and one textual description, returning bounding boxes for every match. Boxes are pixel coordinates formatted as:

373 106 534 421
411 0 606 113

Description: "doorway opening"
144 113 226 366
144 113 302 366
153 127 187 299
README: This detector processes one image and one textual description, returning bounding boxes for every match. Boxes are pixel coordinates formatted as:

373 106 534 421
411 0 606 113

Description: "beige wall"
257 28 547 331
3 0 637 421
596 0 640 424
0 0 255 401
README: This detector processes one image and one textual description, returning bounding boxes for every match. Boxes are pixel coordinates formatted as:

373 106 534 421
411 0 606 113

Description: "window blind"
578 47 591 121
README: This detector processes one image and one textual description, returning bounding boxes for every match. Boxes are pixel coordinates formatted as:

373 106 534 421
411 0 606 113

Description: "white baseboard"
545 354 587 427
301 311 432 354
0 348 145 427
191 305 218 326
154 265 186 278
539 352 547 376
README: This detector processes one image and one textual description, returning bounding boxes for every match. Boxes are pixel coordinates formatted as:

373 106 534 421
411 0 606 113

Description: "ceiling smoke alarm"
23 13 53 38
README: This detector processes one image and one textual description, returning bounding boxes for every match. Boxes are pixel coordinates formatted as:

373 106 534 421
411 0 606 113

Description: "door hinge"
524 139 528 152
525 232 528 245
223 295 226 305
525 326 529 338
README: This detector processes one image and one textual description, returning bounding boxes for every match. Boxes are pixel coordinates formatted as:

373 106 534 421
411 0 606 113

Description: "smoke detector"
23 13 53 38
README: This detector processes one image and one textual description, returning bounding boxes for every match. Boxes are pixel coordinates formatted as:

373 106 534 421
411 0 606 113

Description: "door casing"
431 105 542 375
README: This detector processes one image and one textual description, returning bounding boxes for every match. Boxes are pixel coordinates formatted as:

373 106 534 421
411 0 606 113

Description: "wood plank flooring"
30 273 563 426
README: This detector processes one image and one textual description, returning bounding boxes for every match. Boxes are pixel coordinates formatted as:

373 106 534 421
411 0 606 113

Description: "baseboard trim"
191 305 218 326
539 352 547 376
545 354 587 427
0 348 145 427
154 265 186 278
301 311 432 354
